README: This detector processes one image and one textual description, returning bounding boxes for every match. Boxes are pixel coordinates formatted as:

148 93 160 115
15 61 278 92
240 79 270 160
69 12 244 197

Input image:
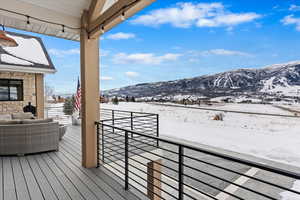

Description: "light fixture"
100 25 105 34
26 15 30 25
0 25 18 47
121 12 126 21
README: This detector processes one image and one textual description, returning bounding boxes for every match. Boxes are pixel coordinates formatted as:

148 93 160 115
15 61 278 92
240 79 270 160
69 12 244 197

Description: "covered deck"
0 125 140 200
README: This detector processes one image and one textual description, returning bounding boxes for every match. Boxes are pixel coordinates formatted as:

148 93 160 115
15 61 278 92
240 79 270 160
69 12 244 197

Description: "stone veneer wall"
0 72 36 114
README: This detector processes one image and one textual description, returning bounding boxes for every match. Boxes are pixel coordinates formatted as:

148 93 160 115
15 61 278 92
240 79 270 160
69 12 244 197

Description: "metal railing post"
112 110 115 126
96 122 100 168
130 112 133 138
178 145 184 200
156 114 159 147
101 124 105 164
125 131 129 190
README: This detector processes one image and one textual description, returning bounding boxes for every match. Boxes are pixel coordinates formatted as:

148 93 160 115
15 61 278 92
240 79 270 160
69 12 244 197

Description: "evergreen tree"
63 97 74 115
112 97 119 105
131 96 136 102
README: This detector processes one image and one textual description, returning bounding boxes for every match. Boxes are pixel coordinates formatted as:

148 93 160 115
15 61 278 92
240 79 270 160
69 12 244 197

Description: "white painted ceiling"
0 0 119 41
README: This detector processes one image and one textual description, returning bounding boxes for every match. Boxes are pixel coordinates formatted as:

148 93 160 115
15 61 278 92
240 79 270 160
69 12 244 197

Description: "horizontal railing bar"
128 156 179 183
97 122 300 180
183 186 217 200
127 142 179 164
104 133 179 164
98 109 300 199
127 175 168 200
103 149 179 183
102 141 177 173
101 108 158 116
105 148 220 200
183 154 300 195
103 143 153 158
104 133 156 145
183 164 277 200
102 145 180 183
104 141 179 174
103 160 125 176
128 136 178 154
183 172 244 200
103 135 155 151
101 117 134 122
128 170 178 199
104 150 179 191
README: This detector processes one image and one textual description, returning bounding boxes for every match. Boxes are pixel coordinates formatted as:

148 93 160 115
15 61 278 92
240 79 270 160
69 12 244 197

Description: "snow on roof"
0 31 56 74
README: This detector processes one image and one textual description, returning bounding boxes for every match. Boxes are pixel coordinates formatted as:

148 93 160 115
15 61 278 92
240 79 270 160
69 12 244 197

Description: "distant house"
0 31 56 118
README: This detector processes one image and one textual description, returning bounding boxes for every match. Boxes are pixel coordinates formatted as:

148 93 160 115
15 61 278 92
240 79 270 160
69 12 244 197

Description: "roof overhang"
0 0 155 41
0 64 56 74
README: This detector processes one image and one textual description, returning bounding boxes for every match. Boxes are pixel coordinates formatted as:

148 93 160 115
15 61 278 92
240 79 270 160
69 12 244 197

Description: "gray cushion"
12 113 34 120
0 120 21 125
21 118 53 124
0 114 12 120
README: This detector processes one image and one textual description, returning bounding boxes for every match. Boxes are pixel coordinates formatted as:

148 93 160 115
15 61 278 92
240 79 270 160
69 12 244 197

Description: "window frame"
0 79 24 101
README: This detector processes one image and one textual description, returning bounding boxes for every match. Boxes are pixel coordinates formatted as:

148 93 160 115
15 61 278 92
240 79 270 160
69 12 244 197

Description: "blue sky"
7 0 300 93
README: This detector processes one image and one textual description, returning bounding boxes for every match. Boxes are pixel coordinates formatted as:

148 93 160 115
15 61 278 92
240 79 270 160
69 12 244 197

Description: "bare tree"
45 83 54 98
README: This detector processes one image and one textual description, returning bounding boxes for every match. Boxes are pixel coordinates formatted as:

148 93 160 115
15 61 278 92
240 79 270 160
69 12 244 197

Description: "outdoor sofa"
0 113 60 155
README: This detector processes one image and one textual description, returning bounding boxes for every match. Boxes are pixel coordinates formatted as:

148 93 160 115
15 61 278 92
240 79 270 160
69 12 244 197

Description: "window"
0 79 23 101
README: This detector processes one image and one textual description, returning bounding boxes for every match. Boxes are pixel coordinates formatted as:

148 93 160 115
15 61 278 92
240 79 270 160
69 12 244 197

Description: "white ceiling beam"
88 0 136 33
88 0 156 39
88 0 107 23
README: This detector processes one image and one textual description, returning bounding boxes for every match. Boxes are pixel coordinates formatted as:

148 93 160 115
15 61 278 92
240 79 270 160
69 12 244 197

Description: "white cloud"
188 58 201 63
100 49 110 57
49 48 110 58
289 5 300 11
125 71 139 77
112 53 181 65
131 2 261 29
281 15 300 31
201 49 252 56
49 48 80 57
101 76 113 80
106 32 136 40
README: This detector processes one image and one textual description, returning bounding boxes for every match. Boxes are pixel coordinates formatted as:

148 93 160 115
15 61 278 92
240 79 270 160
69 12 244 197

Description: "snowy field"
101 102 300 169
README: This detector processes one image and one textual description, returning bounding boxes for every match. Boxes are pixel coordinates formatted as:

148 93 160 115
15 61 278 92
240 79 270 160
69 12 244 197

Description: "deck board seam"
58 144 134 200
10 157 19 200
40 154 77 200
50 152 106 200
25 156 46 200
59 139 141 200
1 158 3 200
53 152 114 200
56 147 123 200
32 155 59 200
34 154 72 200
45 153 88 200
16 157 31 200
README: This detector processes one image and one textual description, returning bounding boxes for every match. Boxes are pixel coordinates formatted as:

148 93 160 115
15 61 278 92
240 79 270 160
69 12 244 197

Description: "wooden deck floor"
0 125 140 200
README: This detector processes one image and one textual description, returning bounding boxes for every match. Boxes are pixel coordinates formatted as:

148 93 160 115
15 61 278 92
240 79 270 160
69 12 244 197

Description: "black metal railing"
100 108 159 138
96 111 300 200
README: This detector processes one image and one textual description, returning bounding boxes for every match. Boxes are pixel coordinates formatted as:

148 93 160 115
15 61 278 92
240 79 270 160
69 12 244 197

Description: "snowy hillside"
103 61 300 98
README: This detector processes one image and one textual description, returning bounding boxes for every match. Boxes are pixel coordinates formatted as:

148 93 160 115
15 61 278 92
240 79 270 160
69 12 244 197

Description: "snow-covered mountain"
103 61 300 98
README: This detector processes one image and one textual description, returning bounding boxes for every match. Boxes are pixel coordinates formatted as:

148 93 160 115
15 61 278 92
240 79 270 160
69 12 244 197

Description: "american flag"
74 78 81 111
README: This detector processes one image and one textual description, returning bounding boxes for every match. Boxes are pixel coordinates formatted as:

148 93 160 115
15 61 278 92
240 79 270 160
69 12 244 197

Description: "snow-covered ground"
281 181 300 200
101 102 300 169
